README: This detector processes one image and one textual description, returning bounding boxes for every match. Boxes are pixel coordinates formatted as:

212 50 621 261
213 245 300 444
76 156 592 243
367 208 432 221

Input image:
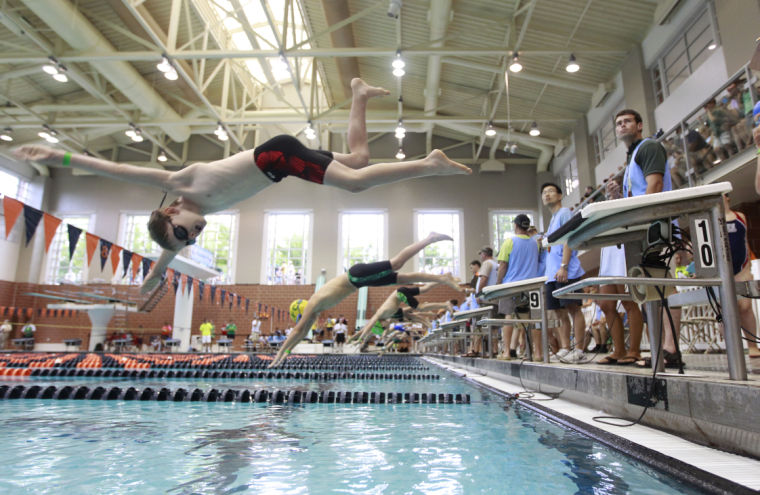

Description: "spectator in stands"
496 214 539 360
468 260 481 290
161 321 172 340
704 98 737 160
334 317 347 352
0 319 11 350
725 81 751 151
540 182 587 363
466 247 498 356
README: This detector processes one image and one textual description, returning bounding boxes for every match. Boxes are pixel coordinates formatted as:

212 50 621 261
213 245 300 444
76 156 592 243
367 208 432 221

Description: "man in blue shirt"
541 182 586 363
496 214 539 359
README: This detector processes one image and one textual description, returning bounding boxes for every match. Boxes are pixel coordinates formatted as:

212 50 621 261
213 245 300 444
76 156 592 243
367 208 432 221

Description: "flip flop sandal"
598 356 619 365
616 356 639 365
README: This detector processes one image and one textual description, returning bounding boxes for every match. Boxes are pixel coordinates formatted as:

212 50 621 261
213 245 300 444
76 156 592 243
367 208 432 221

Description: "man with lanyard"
541 182 586 363
495 214 539 360
598 109 670 366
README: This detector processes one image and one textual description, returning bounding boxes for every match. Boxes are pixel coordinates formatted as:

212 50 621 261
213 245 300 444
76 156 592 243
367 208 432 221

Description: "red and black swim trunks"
254 135 334 184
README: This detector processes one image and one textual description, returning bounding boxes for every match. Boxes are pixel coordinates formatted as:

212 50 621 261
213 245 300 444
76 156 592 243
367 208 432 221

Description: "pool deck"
427 355 760 493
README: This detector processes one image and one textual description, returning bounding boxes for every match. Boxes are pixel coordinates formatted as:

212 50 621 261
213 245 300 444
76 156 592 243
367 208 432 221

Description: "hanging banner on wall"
245 299 250 313
42 213 62 253
110 244 122 275
121 249 132 277
198 280 205 301
141 258 152 279
85 233 99 265
99 239 112 271
131 253 142 279
220 290 227 306
67 224 82 260
22 205 43 246
210 286 217 303
3 196 23 238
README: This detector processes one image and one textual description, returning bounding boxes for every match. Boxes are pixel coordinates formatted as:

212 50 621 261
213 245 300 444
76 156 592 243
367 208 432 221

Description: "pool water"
0 369 705 494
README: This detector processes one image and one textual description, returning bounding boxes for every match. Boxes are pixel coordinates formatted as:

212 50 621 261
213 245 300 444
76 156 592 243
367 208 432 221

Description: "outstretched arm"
13 145 174 190
141 249 178 294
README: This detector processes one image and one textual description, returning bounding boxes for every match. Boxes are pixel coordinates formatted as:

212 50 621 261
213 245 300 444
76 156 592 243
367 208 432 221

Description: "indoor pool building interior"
1 0 760 493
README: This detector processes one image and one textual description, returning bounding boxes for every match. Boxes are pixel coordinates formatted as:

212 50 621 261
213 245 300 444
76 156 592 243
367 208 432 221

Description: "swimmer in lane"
269 232 463 366
349 283 452 348
12 78 472 294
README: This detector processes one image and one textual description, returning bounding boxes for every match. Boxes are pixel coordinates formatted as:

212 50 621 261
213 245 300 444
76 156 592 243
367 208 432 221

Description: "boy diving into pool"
349 283 453 349
269 233 463 367
12 78 472 294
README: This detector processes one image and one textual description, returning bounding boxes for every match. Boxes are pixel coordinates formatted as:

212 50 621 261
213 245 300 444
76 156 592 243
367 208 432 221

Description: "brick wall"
0 280 462 349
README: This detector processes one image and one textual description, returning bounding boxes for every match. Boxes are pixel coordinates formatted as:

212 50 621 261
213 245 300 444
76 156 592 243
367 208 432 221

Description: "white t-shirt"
477 258 498 292
334 322 346 335
251 319 261 336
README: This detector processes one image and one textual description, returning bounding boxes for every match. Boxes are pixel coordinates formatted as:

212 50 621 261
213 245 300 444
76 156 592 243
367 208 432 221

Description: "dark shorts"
396 287 421 308
254 135 334 184
545 279 583 310
335 333 346 344
347 260 398 288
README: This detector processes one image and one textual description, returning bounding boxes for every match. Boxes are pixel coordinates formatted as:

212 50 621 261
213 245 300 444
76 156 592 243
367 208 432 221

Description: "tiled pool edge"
426 357 760 495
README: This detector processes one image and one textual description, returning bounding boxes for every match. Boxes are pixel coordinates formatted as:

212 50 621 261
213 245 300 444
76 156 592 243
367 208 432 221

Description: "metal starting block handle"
439 319 469 330
452 306 494 319
480 277 548 301
551 276 723 300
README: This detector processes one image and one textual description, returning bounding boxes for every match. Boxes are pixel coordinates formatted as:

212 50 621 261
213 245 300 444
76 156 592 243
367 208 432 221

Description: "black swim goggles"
170 221 196 246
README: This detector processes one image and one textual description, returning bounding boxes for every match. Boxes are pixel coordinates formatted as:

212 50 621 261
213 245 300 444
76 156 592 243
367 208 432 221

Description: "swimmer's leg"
330 78 389 169
323 150 471 193
389 232 453 270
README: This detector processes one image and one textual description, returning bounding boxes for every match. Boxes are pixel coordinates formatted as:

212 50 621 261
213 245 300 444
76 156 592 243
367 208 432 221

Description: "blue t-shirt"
497 235 539 283
544 207 585 283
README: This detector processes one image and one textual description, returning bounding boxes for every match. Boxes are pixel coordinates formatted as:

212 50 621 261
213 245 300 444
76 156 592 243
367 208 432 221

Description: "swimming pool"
0 357 705 494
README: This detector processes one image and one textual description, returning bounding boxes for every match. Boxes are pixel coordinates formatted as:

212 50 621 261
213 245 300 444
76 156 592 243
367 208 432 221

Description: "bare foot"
425 232 453 244
427 149 472 175
441 272 464 292
351 78 390 99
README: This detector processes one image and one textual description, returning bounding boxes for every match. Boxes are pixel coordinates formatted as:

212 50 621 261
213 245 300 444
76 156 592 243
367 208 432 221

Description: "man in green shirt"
224 321 237 339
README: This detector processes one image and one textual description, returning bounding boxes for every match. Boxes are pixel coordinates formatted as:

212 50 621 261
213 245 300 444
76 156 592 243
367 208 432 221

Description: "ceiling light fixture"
42 56 68 83
707 42 717 50
529 121 540 137
395 148 405 160
125 124 144 142
38 125 59 144
304 121 317 140
0 127 13 142
394 120 406 139
392 50 406 77
509 52 522 73
157 149 168 162
485 121 496 137
214 123 229 142
565 54 580 73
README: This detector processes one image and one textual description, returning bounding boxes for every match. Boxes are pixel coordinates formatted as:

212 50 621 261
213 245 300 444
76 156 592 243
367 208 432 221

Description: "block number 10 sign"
693 218 715 269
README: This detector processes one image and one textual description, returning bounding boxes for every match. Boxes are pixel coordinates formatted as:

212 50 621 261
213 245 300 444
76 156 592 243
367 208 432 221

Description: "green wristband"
285 349 291 354
62 152 72 167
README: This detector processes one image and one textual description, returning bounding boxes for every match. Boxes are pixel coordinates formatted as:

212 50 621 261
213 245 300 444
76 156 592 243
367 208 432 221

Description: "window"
44 216 92 284
0 168 31 203
122 214 158 256
194 213 238 284
339 211 386 272
415 211 461 276
560 158 580 197
591 101 624 164
651 6 719 103
263 211 311 285
0 168 32 242
490 211 535 250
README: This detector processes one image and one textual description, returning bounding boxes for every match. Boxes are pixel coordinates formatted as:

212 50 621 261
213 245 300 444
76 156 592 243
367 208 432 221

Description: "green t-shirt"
627 139 666 178
225 323 237 336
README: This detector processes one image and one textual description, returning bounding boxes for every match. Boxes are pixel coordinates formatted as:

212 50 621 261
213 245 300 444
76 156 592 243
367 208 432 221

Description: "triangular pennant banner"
186 276 194 294
237 295 242 308
22 205 43 246
67 225 82 260
2 196 23 239
85 233 99 265
198 280 205 301
110 245 122 275
42 213 62 253
131 253 142 279
99 239 112 271
245 299 250 313
220 290 227 305
122 249 132 278
210 286 217 303
172 270 180 292
142 258 152 279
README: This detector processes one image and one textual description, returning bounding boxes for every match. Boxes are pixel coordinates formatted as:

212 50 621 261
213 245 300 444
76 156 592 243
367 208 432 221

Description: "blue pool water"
0 369 705 494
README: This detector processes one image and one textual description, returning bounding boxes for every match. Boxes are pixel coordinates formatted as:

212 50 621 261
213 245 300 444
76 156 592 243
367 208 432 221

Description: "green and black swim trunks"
347 260 397 288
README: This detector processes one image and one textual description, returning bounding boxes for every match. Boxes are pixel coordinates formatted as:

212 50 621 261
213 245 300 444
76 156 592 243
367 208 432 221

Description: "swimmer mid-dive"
349 283 452 349
269 232 463 367
12 78 472 294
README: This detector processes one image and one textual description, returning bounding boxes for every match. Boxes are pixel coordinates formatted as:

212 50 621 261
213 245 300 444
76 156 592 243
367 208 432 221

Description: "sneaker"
555 348 571 359
565 349 585 363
